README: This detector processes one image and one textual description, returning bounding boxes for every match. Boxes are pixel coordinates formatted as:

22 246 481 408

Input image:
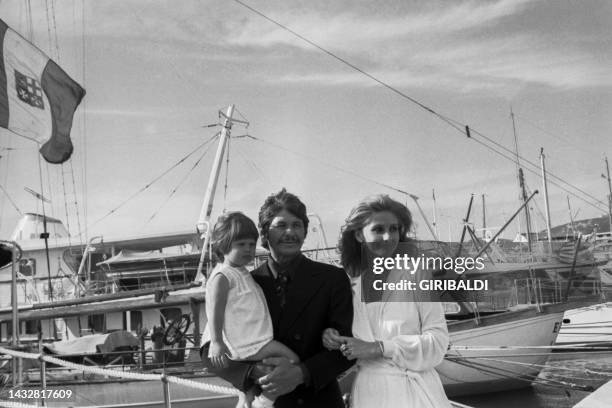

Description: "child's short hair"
211 212 259 261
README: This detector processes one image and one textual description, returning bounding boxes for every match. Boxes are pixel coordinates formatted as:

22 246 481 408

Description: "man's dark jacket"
202 256 354 408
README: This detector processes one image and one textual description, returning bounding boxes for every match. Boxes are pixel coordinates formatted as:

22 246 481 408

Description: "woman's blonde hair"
338 194 414 277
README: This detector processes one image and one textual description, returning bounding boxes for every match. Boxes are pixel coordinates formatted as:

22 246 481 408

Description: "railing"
0 344 240 408
466 275 604 314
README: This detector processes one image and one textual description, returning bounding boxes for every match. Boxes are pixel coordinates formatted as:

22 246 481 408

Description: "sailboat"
433 139 605 396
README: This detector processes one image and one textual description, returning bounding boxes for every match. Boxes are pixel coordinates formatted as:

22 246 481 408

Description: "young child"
204 211 299 408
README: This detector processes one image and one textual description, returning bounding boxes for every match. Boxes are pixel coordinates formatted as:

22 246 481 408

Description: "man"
202 189 353 407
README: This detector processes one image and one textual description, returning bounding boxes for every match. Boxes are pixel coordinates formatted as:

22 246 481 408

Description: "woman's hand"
336 336 382 360
322 328 343 350
209 340 230 368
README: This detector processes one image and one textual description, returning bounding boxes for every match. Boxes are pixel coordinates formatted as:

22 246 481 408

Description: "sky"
0 0 611 247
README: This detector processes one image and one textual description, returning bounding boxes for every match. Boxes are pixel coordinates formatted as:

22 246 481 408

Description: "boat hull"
439 310 563 396
556 302 612 346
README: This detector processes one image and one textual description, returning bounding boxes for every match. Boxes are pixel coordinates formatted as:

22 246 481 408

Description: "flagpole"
36 157 54 302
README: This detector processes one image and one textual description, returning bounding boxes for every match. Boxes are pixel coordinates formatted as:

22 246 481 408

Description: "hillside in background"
546 215 611 238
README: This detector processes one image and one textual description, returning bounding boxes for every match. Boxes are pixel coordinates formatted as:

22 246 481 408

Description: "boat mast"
566 196 576 239
540 148 553 252
195 105 235 279
511 109 533 252
481 194 486 240
604 156 612 236
432 189 439 239
25 187 54 301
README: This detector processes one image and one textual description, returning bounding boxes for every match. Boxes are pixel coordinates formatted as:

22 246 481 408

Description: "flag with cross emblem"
0 18 85 164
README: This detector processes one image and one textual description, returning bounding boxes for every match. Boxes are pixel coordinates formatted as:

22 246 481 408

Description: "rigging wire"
125 7 209 116
60 162 72 248
240 132 607 214
0 184 22 216
49 0 61 60
0 136 17 229
467 133 606 214
80 0 88 241
239 134 419 199
234 142 272 186
85 132 220 232
44 0 54 58
514 112 601 157
444 355 593 391
467 125 607 208
470 356 612 378
25 0 33 40
231 0 607 213
68 159 84 249
46 0 84 247
142 140 216 228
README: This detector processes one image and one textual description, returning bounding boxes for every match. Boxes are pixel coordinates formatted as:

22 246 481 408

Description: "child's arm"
208 273 231 368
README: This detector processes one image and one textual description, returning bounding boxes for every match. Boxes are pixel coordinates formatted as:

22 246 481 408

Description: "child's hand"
209 341 230 368
322 328 343 350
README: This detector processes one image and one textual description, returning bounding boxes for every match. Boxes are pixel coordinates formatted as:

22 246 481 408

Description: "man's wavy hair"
258 188 309 249
338 194 415 277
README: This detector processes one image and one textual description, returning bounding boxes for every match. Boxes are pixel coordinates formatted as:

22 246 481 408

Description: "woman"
323 194 451 408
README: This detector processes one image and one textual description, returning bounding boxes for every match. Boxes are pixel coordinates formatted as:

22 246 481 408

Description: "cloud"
225 0 536 50
218 0 609 93
264 22 609 93
85 108 163 118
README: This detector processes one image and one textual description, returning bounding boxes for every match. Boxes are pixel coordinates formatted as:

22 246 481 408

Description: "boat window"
443 302 461 314
0 322 9 341
23 320 38 335
88 314 106 333
160 308 181 327
123 311 143 331
19 258 36 276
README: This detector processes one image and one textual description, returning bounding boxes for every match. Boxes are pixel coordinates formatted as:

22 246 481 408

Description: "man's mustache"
278 236 301 243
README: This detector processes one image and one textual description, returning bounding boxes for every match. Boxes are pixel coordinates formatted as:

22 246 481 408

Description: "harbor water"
454 353 612 408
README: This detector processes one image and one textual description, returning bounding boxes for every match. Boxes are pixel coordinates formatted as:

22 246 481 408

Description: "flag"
0 18 85 164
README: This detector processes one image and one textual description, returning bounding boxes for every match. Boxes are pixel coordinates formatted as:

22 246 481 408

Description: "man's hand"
250 362 274 379
257 357 304 398
322 328 343 350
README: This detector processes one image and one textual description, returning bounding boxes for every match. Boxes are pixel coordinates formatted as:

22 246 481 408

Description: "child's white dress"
203 263 273 360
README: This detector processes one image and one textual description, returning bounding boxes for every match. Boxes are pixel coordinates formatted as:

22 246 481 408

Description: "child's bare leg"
249 340 299 363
